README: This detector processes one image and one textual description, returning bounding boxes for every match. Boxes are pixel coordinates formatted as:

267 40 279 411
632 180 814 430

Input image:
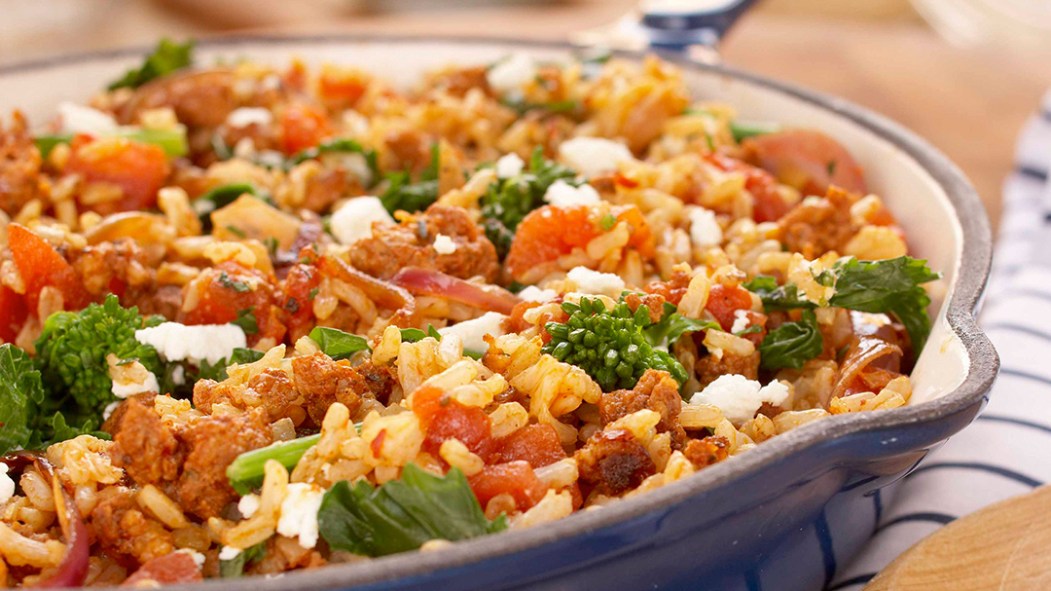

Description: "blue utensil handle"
640 0 757 50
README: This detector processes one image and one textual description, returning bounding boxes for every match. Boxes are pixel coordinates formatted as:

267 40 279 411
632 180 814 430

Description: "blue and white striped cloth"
829 93 1051 590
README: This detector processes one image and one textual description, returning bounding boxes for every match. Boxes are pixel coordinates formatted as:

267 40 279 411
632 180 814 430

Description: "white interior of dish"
0 38 968 403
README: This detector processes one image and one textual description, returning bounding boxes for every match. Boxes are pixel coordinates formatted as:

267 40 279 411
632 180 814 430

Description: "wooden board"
866 485 1051 590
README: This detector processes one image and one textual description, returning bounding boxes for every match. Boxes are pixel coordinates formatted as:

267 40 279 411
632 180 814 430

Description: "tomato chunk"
505 204 653 283
280 103 331 154
318 66 368 110
66 136 170 214
7 223 90 313
705 284 754 332
280 262 320 342
468 461 546 511
0 286 27 343
121 551 202 587
178 261 286 344
422 399 492 458
487 424 565 468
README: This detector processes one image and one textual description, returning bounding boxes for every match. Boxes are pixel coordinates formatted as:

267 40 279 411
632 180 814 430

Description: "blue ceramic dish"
0 34 998 591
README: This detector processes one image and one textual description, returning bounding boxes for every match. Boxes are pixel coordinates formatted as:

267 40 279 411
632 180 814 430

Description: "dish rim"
0 33 1000 591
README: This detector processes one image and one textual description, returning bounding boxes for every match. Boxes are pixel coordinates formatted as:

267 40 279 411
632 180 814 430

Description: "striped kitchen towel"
829 92 1051 590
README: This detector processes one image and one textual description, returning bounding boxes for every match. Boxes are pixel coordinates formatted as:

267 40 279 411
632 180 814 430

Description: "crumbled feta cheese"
336 152 372 185
487 53 537 93
517 286 558 302
495 153 525 178
731 310 751 334
543 180 601 208
261 75 281 91
225 107 273 129
557 137 635 178
0 465 14 506
238 494 261 519
255 150 286 169
438 312 507 354
109 365 159 399
233 137 257 159
856 312 892 327
103 401 120 421
433 233 458 255
329 196 395 245
277 483 324 549
135 322 247 366
689 374 791 425
219 546 242 561
58 101 118 136
171 364 185 386
566 266 626 298
687 206 723 248
175 549 206 569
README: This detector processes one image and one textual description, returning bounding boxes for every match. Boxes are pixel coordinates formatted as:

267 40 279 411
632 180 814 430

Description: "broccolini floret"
542 296 691 391
481 147 578 257
35 294 164 425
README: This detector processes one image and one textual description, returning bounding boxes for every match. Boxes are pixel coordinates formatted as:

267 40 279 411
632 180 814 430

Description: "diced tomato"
411 386 446 427
318 67 368 110
705 284 754 332
487 424 566 468
0 286 27 343
422 400 492 458
505 204 654 283
121 551 202 587
739 310 768 346
468 461 546 511
66 136 170 214
7 223 90 313
280 263 320 342
178 261 286 345
280 103 331 155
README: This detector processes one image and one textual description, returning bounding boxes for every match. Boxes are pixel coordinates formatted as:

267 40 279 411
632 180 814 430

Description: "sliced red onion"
391 267 520 315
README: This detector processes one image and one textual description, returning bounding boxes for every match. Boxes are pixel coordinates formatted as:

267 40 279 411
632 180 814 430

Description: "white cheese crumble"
110 366 160 399
135 322 247 366
686 206 723 248
566 266 626 298
233 137 257 159
218 546 242 561
438 312 507 354
115 373 157 400
495 153 525 178
225 107 273 129
730 310 751 334
487 53 538 93
856 312 892 327
103 401 120 421
175 548 206 569
517 286 558 303
543 180 601 208
432 233 458 255
689 375 791 425
330 196 395 246
0 464 14 506
58 101 118 136
276 483 325 549
238 494 261 519
557 137 635 178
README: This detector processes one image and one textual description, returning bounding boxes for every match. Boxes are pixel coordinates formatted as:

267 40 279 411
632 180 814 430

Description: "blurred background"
4 0 1051 226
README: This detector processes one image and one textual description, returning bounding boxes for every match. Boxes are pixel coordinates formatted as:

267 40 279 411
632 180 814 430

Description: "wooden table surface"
9 0 1051 228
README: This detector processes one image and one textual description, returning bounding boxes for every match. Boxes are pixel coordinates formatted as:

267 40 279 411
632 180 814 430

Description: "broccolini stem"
226 434 320 495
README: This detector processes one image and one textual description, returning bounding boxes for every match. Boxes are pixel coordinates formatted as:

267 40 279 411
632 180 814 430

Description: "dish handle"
571 0 757 62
